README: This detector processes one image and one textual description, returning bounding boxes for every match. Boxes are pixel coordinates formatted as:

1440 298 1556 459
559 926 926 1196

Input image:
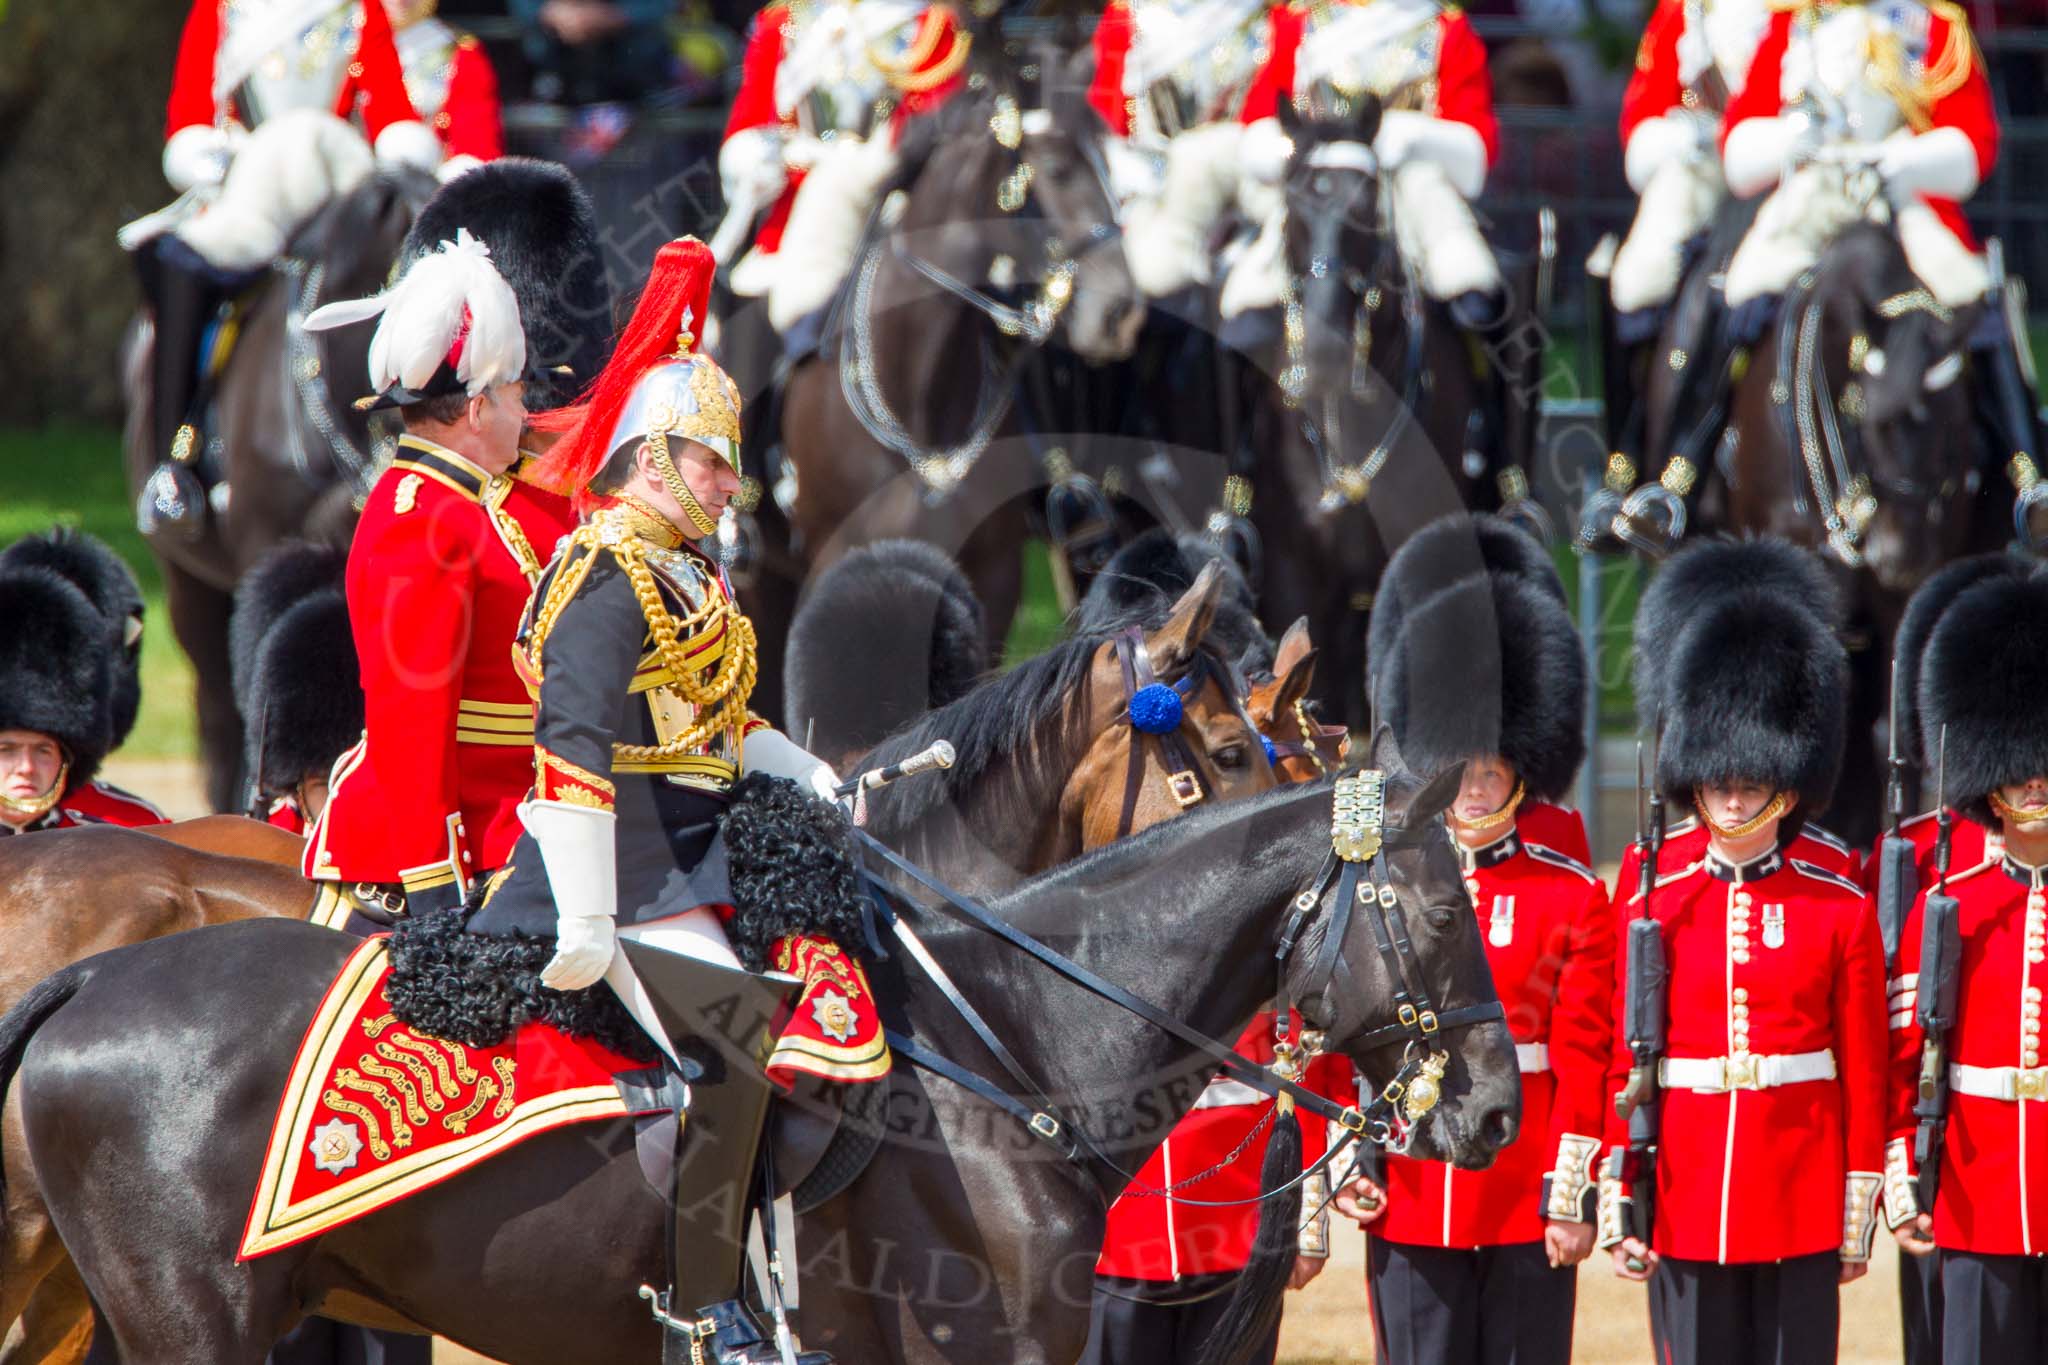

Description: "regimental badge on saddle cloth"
239 937 659 1259
763 935 891 1088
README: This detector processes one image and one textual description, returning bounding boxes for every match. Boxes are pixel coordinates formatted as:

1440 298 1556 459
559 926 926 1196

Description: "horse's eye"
1423 904 1460 930
1212 744 1248 771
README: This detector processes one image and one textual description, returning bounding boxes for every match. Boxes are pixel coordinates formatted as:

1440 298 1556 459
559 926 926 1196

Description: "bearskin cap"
1633 535 1841 733
231 543 362 794
1892 552 2034 770
1367 514 1565 679
783 540 989 765
1078 529 1271 674
0 566 115 788
1368 563 1586 803
403 159 614 411
1652 584 1847 818
1918 567 2048 826
0 529 144 746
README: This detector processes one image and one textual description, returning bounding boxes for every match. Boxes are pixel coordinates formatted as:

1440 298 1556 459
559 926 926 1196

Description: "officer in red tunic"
0 529 168 827
231 542 362 834
1882 565 2048 1362
297 159 609 920
0 549 161 835
1338 514 1613 1365
385 0 505 177
1596 537 1887 1365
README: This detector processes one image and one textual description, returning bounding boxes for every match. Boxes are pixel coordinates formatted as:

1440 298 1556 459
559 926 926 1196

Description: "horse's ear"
1368 721 1403 776
1271 639 1319 720
1407 759 1466 826
1353 93 1384 148
1272 617 1314 679
1147 561 1225 675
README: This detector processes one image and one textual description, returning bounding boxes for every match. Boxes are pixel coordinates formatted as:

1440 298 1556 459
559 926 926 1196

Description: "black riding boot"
1451 282 1554 540
132 235 260 538
1970 289 2048 549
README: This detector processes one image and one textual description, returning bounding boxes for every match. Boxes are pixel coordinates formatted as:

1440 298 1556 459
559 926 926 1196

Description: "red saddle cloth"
240 937 652 1259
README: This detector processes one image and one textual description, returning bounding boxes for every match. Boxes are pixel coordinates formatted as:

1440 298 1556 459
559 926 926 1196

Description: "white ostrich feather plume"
306 229 525 397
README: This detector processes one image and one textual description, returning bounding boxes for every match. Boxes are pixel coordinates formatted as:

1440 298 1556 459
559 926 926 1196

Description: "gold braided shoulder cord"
613 544 758 761
521 534 603 685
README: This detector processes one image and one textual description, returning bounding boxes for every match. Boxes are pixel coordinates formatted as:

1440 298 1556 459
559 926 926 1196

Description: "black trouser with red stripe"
1367 1238 1576 1365
1649 1252 1839 1365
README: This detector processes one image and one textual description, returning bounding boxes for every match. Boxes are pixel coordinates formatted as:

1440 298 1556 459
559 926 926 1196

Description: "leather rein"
853 769 1506 1208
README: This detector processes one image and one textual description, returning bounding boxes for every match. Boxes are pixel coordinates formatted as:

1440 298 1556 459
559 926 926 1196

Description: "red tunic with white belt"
1236 0 1498 168
166 0 420 142
722 1 968 256
394 17 503 163
1603 845 1887 1263
303 438 574 903
1721 1 1997 247
1884 849 2048 1255
1095 1013 1356 1279
1375 826 1613 1247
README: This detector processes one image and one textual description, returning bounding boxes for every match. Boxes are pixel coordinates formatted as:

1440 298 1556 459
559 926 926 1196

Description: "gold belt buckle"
2017 1068 2048 1102
1723 1053 1760 1091
1167 770 1203 808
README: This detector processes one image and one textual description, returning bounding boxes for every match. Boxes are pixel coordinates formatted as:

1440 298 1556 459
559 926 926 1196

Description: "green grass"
0 425 196 760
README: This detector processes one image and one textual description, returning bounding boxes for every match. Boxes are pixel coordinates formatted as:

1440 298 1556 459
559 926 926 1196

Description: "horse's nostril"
1482 1106 1517 1152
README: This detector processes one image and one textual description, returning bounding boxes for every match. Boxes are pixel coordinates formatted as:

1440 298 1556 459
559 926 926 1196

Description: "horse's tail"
783 540 989 764
0 962 94 1208
1195 1107 1303 1365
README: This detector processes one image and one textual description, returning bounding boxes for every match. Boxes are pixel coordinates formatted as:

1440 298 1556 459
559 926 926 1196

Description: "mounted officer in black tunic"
464 236 879 1364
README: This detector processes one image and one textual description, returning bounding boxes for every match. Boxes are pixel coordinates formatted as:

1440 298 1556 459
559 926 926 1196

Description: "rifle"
1612 737 1668 1269
1876 654 1918 967
1913 727 1961 1215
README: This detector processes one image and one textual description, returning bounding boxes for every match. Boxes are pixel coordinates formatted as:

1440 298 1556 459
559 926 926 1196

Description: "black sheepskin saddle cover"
384 775 872 1062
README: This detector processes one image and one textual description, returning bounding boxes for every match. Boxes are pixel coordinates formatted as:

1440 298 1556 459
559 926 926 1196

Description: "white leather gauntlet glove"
163 125 237 192
1877 127 1982 201
741 728 842 801
523 798 619 992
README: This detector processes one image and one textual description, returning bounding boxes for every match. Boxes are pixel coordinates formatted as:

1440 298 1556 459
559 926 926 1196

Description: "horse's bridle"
854 767 1507 1211
1108 626 1263 837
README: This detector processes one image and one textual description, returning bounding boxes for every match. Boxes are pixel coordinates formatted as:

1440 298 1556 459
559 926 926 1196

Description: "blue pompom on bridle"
1127 681 1185 734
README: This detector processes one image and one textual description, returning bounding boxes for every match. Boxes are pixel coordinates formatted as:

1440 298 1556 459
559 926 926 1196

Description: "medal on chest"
1488 894 1515 948
1762 903 1786 950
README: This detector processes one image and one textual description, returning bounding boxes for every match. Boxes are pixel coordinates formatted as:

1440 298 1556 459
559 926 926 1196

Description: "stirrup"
1613 483 1687 558
2016 483 2048 555
135 462 207 541
641 1290 834 1365
1496 493 1556 547
1574 486 1627 555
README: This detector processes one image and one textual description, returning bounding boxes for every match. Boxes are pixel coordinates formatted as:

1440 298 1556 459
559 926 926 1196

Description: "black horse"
3 740 1515 1364
120 168 434 812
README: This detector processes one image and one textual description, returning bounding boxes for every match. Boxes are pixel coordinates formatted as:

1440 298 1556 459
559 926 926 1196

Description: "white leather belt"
1516 1042 1550 1073
1659 1050 1836 1092
1951 1062 2048 1102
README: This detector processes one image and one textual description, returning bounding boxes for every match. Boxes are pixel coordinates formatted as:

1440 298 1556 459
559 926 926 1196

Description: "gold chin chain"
0 760 68 823
1989 790 2048 825
1695 790 1792 840
647 432 721 538
1450 779 1526 836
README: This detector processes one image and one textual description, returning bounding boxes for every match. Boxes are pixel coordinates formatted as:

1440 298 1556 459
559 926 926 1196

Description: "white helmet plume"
306 229 526 400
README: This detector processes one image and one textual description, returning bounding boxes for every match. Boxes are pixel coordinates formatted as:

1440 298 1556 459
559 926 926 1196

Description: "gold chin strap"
1450 779 1526 837
1989 790 2048 825
0 759 68 824
1694 790 1792 840
647 431 721 539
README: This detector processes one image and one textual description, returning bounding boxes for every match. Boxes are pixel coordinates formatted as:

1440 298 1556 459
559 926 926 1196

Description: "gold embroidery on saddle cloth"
335 1069 416 1146
385 1030 465 1096
374 1044 447 1112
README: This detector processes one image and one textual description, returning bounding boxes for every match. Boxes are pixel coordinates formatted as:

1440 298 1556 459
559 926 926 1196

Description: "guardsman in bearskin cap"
0 529 167 826
1883 562 2048 1363
462 236 870 1362
297 159 606 921
0 556 134 835
1595 536 1886 1365
1329 514 1611 1365
1860 552 2027 1365
1610 538 1864 891
230 541 364 834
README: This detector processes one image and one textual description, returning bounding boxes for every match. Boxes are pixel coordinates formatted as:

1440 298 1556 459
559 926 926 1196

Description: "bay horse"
3 736 1517 1364
121 168 435 812
744 70 1143 718
1234 98 1511 733
1699 220 1996 843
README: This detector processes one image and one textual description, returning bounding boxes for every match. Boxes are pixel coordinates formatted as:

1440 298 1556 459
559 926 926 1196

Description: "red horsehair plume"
530 236 717 513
